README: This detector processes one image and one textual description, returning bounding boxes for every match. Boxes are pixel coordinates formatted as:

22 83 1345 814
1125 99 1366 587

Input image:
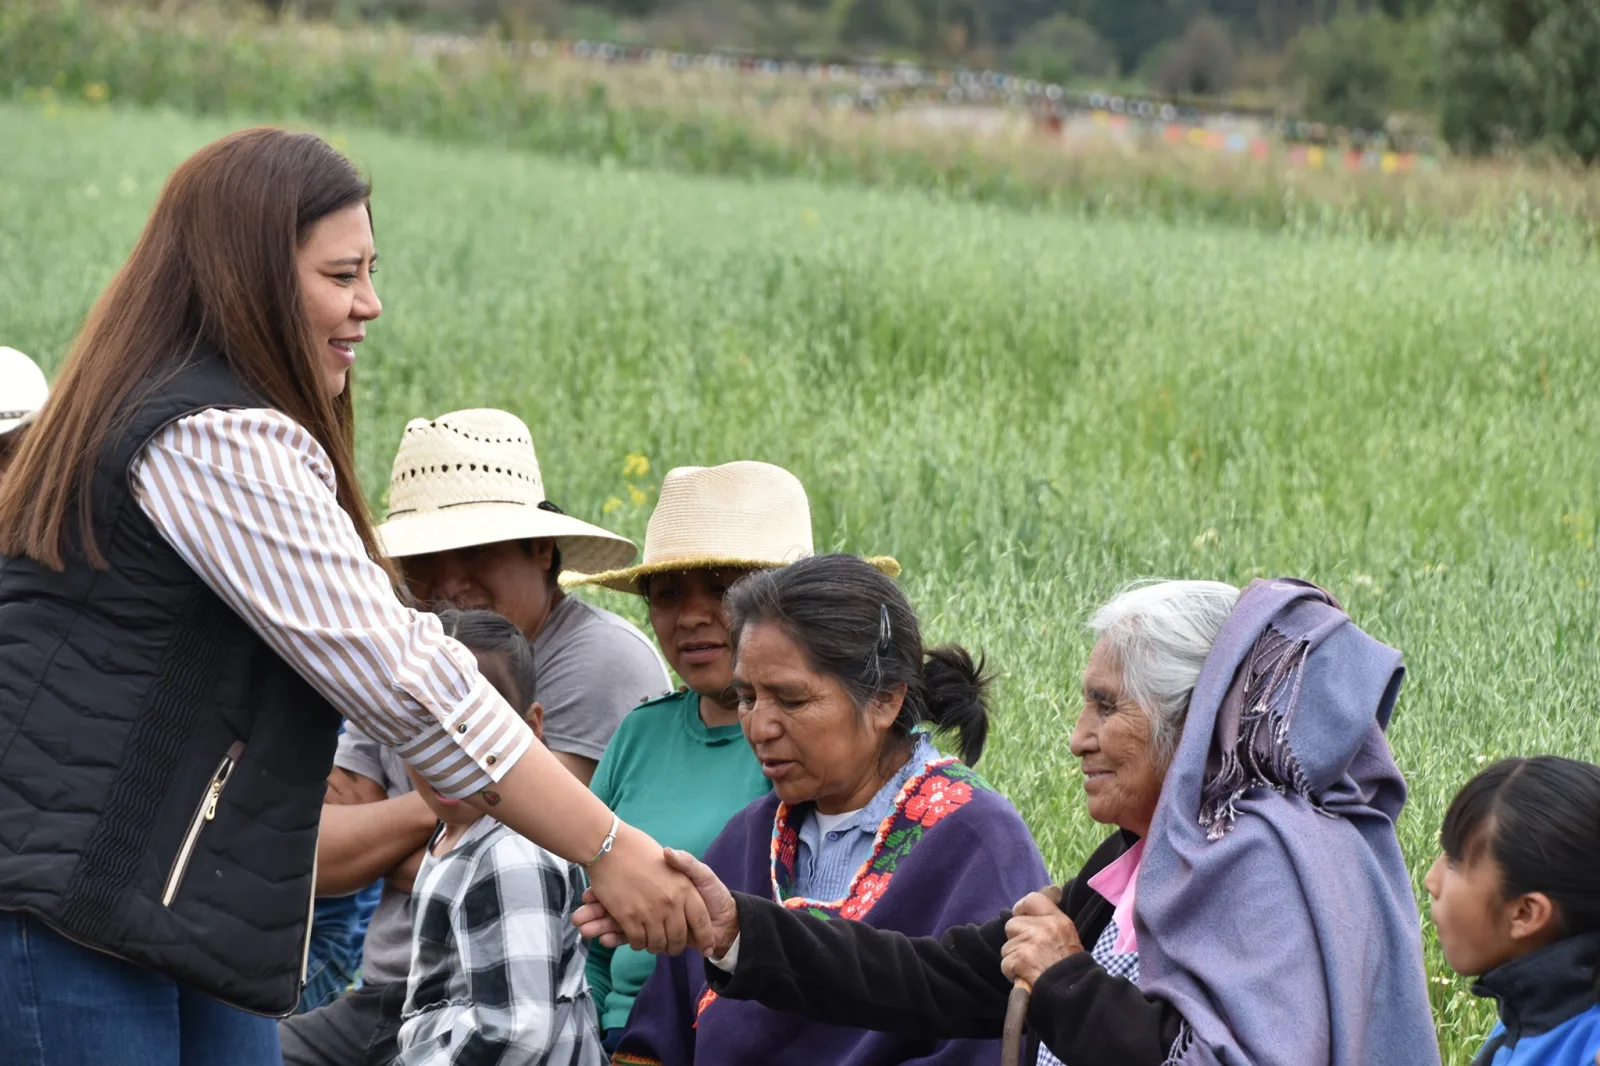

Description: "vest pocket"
162 741 246 907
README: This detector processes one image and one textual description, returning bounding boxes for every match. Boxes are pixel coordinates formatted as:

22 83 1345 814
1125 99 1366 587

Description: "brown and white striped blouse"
131 407 531 799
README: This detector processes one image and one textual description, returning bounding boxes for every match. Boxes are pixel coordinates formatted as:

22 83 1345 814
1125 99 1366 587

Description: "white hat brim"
0 400 45 436
377 502 638 576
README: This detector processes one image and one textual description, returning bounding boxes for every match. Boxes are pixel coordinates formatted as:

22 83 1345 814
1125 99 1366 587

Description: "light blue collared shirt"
792 733 942 901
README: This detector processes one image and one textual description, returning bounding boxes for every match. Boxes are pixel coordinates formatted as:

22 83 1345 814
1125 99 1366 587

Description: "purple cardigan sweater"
614 757 1049 1066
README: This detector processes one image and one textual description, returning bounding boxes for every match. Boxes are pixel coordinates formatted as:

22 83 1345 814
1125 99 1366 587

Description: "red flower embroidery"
776 827 798 871
903 777 972 827
840 872 892 921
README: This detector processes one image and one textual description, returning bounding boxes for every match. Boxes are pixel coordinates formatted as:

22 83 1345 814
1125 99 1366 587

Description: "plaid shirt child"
395 816 605 1066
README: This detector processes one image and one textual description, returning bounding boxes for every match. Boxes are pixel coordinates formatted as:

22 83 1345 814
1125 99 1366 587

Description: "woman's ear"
525 701 545 744
1507 890 1560 945
867 684 908 732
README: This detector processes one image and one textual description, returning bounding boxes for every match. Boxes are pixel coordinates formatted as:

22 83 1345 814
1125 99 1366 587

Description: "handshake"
574 842 743 959
575 835 1085 999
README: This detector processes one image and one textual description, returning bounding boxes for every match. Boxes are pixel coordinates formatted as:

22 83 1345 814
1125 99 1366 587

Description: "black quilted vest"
0 352 341 1016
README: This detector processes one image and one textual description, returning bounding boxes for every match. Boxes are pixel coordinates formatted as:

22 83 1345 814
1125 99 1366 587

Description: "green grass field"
4 102 1598 1060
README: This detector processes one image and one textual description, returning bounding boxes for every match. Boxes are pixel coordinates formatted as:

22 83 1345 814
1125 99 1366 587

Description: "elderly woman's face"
1069 638 1165 837
734 621 900 816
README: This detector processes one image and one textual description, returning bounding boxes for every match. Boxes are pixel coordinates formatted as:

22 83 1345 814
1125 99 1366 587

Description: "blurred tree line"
279 0 1600 162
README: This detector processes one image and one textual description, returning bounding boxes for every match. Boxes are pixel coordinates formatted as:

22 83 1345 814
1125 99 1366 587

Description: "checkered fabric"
1034 918 1140 1066
395 818 605 1066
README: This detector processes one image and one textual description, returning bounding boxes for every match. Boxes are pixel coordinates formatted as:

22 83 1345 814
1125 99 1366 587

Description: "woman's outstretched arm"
714 890 1015 1039
136 409 711 956
573 847 1017 1039
573 845 1190 1063
717 891 1188 1063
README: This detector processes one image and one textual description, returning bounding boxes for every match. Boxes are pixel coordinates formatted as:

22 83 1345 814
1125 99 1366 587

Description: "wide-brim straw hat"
572 459 899 594
0 347 49 435
376 409 638 576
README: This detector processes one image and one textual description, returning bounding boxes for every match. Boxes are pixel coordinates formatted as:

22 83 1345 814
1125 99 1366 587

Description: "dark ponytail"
920 645 991 767
727 554 992 766
1441 756 1600 972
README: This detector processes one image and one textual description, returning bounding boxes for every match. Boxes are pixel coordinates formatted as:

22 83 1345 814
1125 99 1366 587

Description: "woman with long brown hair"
0 128 709 1065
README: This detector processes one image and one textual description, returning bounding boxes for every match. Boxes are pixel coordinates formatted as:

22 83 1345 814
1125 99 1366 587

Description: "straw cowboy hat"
0 347 49 435
376 409 638 576
573 460 899 594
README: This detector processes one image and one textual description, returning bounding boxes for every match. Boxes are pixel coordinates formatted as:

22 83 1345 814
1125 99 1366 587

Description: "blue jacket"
1472 933 1600 1066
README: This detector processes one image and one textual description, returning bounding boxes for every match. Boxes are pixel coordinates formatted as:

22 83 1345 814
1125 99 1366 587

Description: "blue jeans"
300 894 365 1014
299 881 384 1012
0 911 281 1066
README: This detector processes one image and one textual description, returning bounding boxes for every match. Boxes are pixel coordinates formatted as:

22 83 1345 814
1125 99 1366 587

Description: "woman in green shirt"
577 460 896 1049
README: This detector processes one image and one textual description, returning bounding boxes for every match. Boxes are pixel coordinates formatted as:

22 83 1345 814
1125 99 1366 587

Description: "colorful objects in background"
423 35 1443 171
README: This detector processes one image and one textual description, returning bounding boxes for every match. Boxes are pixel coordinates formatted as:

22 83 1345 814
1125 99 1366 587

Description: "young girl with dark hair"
394 609 605 1066
0 127 705 1064
613 554 1048 1066
1425 756 1600 1066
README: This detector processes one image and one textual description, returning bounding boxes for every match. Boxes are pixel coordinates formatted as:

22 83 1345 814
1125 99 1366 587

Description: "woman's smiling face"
295 202 381 399
1069 638 1166 836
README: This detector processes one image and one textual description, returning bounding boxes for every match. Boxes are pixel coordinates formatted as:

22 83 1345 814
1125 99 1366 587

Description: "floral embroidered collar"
770 755 993 922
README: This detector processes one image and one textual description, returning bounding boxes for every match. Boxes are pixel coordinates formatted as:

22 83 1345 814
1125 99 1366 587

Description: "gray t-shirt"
533 595 670 763
333 726 416 986
335 594 669 986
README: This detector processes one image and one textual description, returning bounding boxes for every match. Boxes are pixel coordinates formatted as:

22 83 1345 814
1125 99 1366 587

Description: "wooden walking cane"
1000 883 1065 1066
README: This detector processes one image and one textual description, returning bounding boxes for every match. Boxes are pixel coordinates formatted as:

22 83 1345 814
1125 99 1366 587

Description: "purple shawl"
615 758 1048 1066
1137 579 1441 1066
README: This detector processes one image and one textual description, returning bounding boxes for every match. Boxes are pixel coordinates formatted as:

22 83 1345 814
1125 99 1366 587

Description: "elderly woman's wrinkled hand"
999 888 1084 991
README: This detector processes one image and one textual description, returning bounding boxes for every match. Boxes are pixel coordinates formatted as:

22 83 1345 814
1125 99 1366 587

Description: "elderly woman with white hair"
576 578 1444 1066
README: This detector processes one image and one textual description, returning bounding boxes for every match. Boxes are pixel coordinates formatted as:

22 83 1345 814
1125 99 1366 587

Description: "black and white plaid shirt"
396 817 605 1066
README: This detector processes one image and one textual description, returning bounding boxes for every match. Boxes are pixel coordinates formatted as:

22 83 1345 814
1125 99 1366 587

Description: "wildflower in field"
601 495 624 515
627 483 648 506
83 82 108 103
1192 527 1220 549
622 453 650 477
